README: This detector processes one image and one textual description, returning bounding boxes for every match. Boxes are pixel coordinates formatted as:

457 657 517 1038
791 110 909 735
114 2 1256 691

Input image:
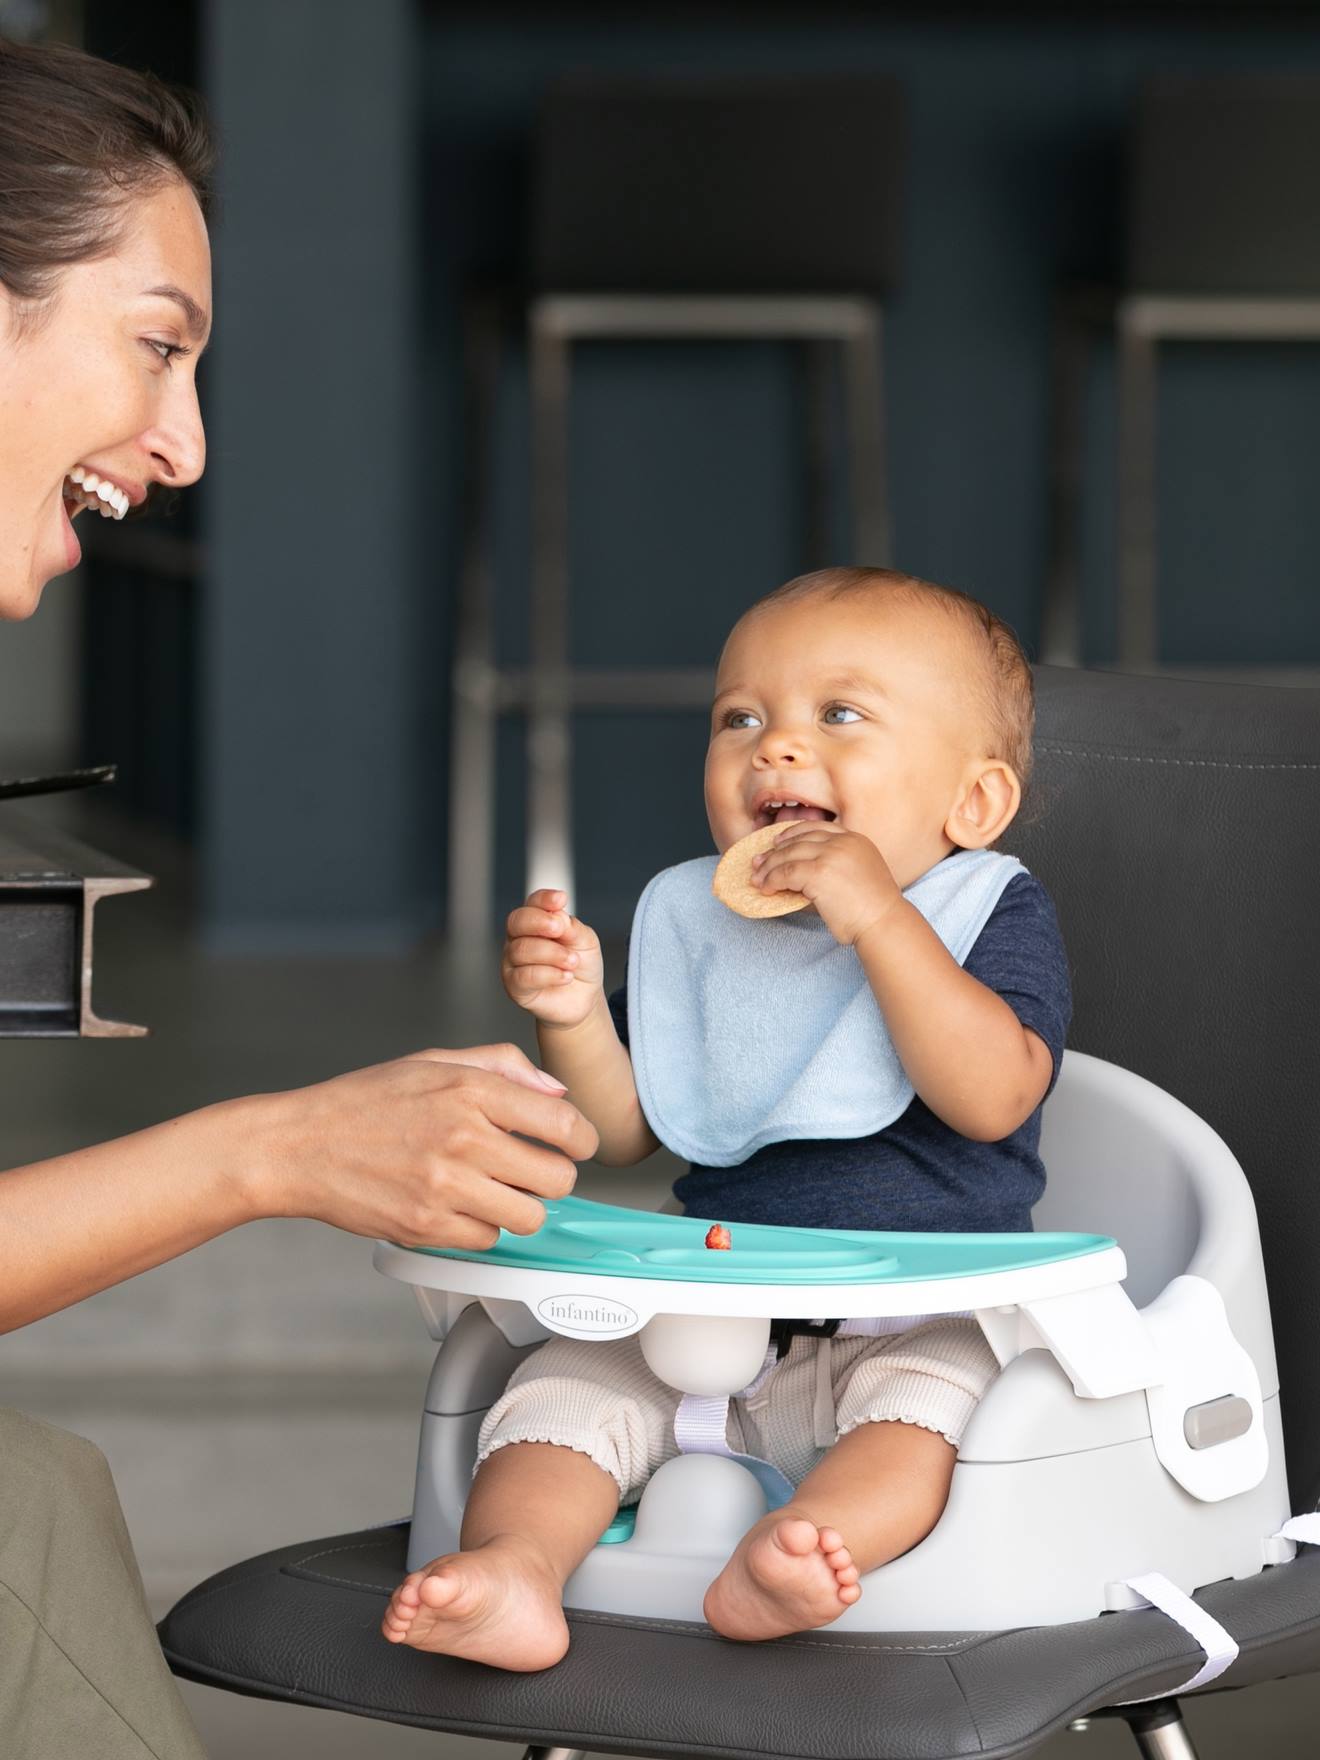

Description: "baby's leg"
384 1335 679 1669
705 1319 996 1642
703 1419 954 1642
383 1441 618 1670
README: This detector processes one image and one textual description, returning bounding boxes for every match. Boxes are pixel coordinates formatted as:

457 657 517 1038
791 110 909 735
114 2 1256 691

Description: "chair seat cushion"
158 1524 1320 1760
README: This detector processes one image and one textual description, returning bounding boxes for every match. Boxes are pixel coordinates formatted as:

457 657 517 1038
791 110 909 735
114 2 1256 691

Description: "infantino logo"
537 1293 639 1335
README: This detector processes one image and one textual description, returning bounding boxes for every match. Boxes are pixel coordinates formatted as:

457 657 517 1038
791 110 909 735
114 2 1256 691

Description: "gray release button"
1183 1395 1253 1450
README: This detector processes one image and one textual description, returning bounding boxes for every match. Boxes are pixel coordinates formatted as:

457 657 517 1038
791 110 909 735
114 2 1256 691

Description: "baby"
383 566 1072 1668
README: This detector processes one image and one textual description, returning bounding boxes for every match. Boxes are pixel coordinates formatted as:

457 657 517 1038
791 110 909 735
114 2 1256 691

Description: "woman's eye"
144 338 188 366
822 704 862 725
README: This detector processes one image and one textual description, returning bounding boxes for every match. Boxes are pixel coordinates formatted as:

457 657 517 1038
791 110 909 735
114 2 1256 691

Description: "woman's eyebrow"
142 283 211 347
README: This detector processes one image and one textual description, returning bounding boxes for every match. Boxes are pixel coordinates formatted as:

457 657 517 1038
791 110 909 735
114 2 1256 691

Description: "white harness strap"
1117 1513 1320 1702
673 1350 796 1507
1116 1573 1240 1700
672 1316 970 1494
836 1312 970 1336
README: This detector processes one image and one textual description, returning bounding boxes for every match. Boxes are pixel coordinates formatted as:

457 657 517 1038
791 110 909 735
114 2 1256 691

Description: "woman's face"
0 176 210 618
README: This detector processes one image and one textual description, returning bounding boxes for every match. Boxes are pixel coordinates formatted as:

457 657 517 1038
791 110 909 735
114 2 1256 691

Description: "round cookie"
712 820 811 918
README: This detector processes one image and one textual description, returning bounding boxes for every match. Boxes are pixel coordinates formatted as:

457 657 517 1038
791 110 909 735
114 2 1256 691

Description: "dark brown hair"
0 37 213 327
747 566 1037 796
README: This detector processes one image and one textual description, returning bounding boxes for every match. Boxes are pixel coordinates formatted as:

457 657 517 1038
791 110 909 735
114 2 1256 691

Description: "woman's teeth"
63 466 129 521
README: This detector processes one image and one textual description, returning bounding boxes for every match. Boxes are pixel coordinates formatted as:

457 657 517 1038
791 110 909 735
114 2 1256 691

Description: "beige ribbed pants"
478 1318 999 1501
0 1406 207 1760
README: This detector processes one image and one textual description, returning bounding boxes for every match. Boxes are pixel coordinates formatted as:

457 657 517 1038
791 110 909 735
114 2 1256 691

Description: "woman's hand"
249 1041 599 1249
502 888 605 1027
752 821 904 947
0 1041 600 1334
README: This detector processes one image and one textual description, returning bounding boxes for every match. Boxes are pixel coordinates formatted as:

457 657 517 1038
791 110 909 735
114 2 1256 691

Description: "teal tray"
407 1197 1114 1286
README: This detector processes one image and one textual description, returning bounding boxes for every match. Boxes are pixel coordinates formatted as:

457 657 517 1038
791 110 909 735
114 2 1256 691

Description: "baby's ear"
946 760 1020 849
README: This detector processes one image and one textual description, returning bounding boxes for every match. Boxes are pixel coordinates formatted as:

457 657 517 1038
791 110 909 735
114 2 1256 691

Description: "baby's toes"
396 1571 426 1608
777 1517 822 1557
381 1598 417 1640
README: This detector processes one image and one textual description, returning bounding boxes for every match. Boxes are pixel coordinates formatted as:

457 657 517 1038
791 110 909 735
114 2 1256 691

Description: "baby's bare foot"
703 1513 861 1642
381 1537 569 1671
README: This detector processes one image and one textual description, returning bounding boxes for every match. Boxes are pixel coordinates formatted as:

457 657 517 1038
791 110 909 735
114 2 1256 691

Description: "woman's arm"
0 1043 598 1334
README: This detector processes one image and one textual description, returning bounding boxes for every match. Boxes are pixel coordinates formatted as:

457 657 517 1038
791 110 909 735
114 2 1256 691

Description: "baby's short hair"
747 566 1036 795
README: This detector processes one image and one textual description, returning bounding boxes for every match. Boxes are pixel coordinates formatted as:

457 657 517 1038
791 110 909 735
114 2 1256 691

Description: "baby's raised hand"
502 889 605 1026
752 822 903 947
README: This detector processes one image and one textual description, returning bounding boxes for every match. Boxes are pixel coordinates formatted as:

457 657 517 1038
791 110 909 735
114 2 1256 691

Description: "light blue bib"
627 846 1026 1167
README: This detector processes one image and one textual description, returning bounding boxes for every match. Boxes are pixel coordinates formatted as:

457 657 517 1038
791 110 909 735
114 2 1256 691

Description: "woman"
0 37 595 1757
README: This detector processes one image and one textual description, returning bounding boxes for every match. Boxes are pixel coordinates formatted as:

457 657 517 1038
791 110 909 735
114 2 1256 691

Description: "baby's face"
705 594 995 890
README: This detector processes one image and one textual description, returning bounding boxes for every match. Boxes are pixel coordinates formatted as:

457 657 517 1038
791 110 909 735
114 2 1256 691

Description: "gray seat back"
1002 664 1320 1506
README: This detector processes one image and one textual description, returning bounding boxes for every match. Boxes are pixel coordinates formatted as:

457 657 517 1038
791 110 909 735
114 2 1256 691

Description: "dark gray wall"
202 0 425 949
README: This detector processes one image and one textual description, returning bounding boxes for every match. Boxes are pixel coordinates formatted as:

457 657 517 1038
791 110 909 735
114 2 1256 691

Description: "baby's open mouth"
753 798 838 829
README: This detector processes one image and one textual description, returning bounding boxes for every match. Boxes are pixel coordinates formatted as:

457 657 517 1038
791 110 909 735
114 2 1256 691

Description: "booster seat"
380 1050 1288 1633
159 664 1320 1759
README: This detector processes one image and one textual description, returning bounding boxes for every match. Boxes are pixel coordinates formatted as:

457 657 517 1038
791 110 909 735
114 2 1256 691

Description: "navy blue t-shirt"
607 872 1072 1235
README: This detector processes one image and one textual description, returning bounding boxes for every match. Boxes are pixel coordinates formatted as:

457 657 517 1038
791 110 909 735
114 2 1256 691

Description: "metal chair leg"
446 295 506 950
841 303 890 565
528 306 575 903
1042 299 1090 666
803 338 835 569
1118 1698 1203 1758
1116 301 1159 669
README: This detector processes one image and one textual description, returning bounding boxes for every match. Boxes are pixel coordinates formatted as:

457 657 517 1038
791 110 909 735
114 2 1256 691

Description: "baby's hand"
502 889 605 1026
752 823 903 947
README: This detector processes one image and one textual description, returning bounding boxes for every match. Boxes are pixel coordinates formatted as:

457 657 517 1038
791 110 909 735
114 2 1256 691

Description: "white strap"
673 1350 796 1506
836 1312 970 1337
1274 1512 1320 1545
1117 1572 1239 1701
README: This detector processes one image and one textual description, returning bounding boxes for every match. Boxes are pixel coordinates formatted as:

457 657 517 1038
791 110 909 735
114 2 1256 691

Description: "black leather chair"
160 662 1320 1758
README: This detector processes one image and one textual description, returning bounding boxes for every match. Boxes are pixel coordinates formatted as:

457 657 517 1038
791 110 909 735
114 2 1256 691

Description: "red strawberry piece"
705 1223 732 1250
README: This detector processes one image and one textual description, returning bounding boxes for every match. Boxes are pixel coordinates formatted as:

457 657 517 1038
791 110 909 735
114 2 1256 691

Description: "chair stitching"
280 1562 1001 1652
1036 745 1319 772
566 1608 998 1652
291 1540 389 1569
944 1651 988 1753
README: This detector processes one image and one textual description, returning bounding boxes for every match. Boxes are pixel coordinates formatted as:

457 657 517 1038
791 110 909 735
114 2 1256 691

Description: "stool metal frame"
1044 292 1320 674
448 291 889 945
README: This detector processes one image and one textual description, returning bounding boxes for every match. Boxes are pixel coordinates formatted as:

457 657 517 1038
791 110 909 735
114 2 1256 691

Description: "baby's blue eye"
723 710 762 730
822 704 862 725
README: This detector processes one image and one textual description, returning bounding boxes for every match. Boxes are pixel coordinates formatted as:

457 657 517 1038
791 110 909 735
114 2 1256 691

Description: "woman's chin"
0 560 53 621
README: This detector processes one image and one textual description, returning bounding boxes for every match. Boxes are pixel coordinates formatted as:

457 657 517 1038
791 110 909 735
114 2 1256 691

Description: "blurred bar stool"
447 76 905 944
1043 76 1320 671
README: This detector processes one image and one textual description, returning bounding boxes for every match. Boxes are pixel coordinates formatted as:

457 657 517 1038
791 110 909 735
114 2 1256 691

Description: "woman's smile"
0 177 209 619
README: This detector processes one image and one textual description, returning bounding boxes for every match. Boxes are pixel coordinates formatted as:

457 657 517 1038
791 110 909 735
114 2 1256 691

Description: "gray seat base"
158 1524 1320 1760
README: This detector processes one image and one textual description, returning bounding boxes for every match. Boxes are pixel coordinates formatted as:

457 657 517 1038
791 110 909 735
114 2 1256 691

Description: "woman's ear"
946 760 1021 850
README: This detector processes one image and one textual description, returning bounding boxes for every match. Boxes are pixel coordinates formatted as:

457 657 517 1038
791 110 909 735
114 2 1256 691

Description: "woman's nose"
147 378 207 489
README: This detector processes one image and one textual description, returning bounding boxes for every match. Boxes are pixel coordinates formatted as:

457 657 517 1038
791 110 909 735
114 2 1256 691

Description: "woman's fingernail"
535 1068 567 1088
